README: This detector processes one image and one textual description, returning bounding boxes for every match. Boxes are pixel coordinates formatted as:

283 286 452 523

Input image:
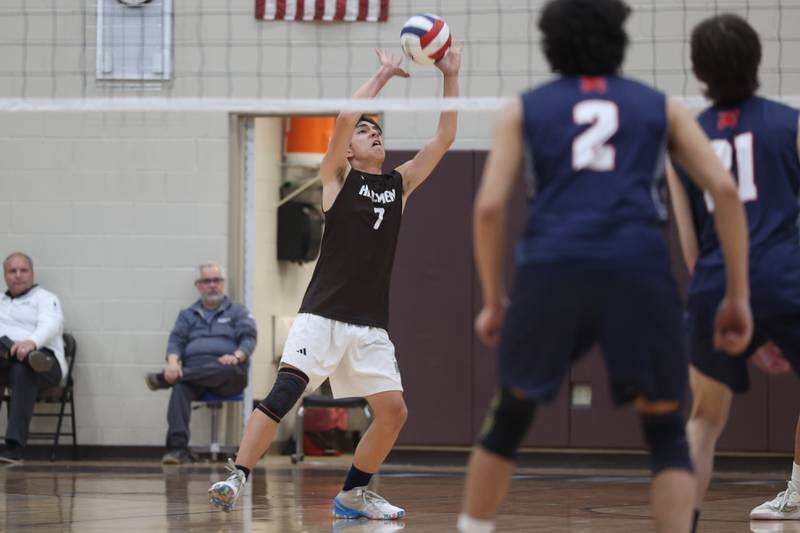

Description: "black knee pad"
641 410 693 475
256 367 309 423
479 388 537 460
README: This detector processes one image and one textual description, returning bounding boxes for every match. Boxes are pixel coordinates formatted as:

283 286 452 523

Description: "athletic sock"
789 462 800 491
457 513 495 533
234 464 251 480
342 465 373 491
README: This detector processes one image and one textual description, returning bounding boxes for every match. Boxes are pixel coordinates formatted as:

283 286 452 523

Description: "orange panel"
286 116 336 154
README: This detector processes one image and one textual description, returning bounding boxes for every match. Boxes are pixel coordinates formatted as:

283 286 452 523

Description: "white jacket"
0 286 66 379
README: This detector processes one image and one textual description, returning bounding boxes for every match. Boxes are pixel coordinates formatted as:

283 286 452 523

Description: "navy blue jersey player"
665 13 800 531
457 2 752 533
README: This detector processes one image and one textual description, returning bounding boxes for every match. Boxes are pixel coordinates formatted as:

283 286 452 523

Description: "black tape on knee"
257 367 309 423
479 388 536 460
641 411 693 475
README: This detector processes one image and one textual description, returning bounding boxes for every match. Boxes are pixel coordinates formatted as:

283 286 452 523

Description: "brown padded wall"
385 149 795 452
470 152 571 448
387 150 475 445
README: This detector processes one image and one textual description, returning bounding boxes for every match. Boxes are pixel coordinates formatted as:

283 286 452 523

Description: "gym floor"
1 453 793 532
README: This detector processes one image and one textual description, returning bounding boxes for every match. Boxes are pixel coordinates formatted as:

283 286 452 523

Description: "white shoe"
208 459 247 512
333 486 405 520
751 483 800 520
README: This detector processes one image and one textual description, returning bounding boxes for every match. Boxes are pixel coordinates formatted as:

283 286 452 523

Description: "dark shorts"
687 293 800 393
498 264 687 405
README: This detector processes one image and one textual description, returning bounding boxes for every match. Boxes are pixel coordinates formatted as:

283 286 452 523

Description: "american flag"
256 0 389 22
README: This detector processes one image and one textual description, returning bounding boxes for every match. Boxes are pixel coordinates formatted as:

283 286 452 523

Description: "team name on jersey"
358 184 397 205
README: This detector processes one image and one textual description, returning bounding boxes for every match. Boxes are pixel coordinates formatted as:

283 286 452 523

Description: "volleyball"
400 14 452 65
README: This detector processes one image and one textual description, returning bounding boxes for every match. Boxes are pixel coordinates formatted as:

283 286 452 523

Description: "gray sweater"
166 297 257 367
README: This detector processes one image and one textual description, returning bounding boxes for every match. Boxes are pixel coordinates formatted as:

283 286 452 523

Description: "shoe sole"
28 352 54 373
209 486 237 512
332 498 404 520
0 456 22 465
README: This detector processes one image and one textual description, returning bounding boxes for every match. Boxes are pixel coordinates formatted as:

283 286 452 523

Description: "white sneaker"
751 483 800 520
333 486 405 520
208 459 247 512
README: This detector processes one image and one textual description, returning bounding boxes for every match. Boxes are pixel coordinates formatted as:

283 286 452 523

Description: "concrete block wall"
0 112 230 446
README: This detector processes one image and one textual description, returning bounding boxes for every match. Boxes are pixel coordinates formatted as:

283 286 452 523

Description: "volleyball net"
0 0 798 115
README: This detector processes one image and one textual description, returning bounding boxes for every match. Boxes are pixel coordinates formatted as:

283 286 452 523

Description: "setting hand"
435 43 463 76
375 48 410 78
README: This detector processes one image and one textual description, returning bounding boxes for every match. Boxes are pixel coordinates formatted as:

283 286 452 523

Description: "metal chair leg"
70 393 78 460
209 404 221 462
51 392 68 462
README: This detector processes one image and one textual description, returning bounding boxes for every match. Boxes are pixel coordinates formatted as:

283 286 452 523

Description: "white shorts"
280 313 403 399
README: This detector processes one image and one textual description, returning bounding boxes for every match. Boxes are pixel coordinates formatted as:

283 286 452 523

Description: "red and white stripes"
256 0 389 22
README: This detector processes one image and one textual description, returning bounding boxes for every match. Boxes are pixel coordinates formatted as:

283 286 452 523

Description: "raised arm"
664 159 700 272
396 44 463 199
319 49 408 204
473 98 523 346
666 97 752 354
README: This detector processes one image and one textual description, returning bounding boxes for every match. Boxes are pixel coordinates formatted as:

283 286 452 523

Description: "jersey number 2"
704 132 757 211
572 100 618 171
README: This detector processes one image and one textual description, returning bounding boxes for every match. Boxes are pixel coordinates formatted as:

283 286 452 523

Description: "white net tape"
1 96 799 114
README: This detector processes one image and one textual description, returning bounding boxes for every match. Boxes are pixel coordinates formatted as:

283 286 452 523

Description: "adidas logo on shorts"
297 348 307 355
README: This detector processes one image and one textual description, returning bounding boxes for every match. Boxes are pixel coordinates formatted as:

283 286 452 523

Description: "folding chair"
291 395 372 464
2 333 79 461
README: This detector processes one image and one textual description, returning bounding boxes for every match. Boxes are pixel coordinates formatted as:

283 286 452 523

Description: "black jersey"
299 168 404 329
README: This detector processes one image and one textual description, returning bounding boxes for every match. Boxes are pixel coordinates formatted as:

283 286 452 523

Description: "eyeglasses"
197 277 224 285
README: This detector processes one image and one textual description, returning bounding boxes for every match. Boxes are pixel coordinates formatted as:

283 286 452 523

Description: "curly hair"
539 0 631 76
691 14 761 106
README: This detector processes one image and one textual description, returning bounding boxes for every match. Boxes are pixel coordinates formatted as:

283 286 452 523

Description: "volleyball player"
207 46 463 520
664 13 800 531
457 1 752 532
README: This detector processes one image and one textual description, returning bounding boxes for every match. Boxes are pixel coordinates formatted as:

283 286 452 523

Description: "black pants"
166 360 247 450
0 348 62 447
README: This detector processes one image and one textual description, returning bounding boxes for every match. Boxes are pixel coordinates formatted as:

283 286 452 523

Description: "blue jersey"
679 96 800 316
518 76 670 271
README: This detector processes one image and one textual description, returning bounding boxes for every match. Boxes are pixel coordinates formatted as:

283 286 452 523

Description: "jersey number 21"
704 133 757 211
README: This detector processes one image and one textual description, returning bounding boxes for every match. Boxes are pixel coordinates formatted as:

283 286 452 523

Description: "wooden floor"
0 456 796 532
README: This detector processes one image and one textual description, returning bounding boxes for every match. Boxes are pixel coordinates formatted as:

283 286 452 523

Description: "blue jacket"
166 297 257 366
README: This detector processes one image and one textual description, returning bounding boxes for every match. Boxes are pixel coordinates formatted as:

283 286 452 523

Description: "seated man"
0 252 65 464
146 262 256 464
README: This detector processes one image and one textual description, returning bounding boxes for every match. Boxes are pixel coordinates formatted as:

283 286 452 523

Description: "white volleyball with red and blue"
400 14 452 65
